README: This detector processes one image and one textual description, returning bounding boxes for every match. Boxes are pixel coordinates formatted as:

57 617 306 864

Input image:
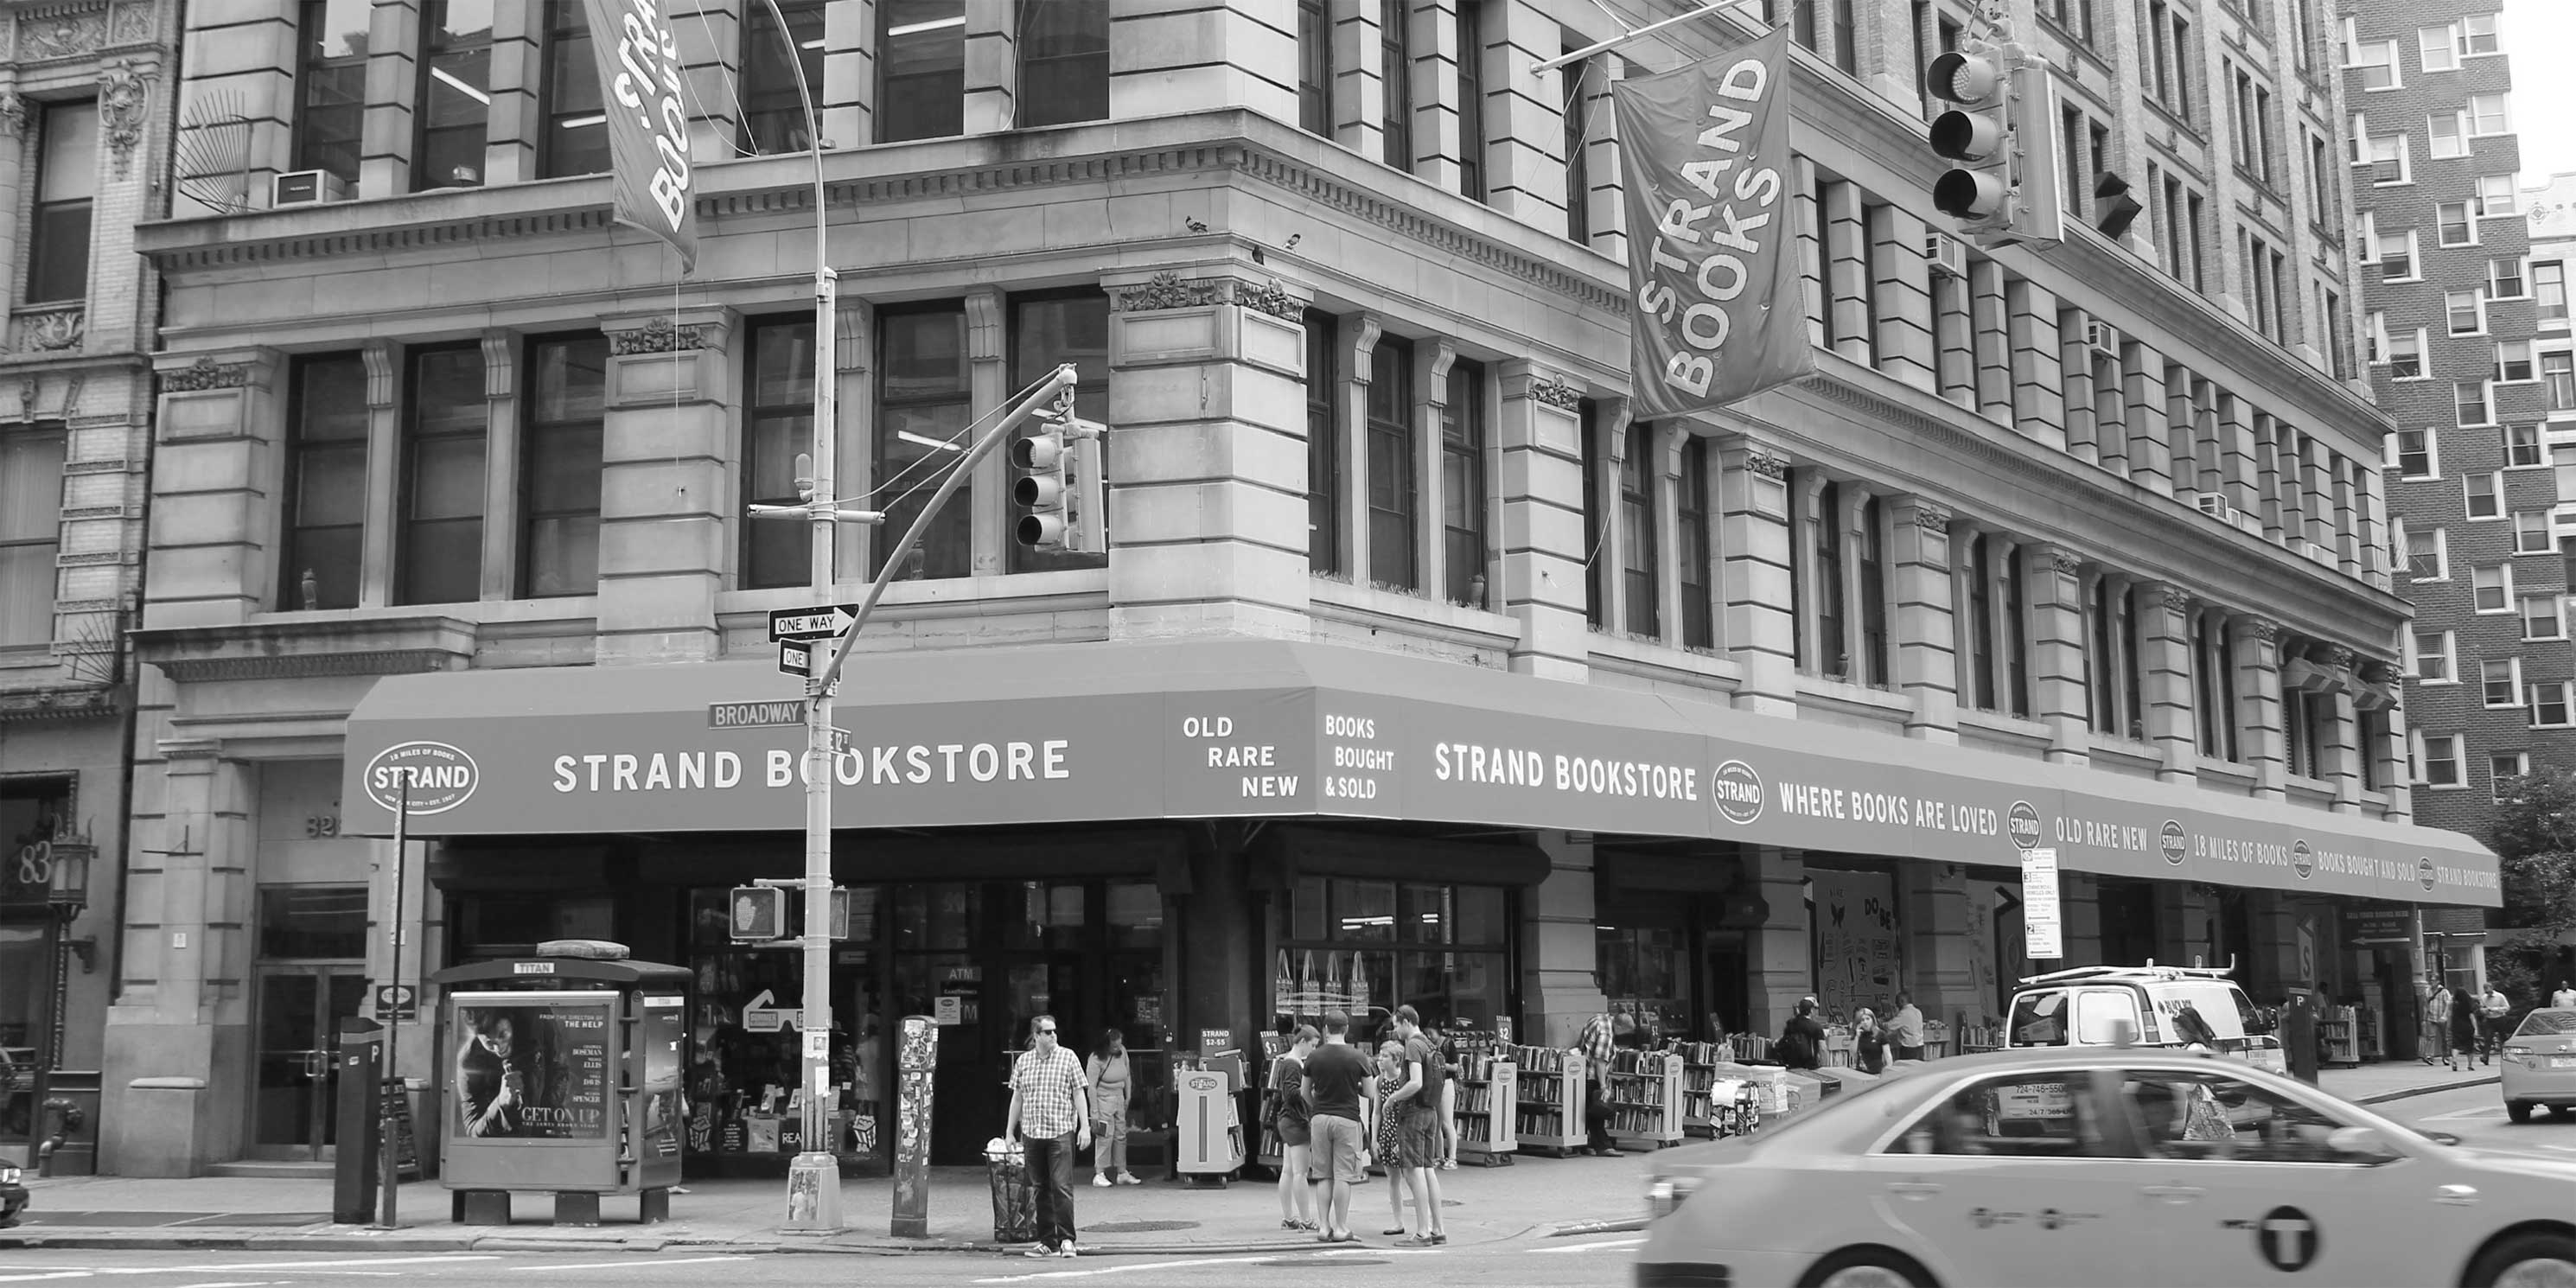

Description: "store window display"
685 887 886 1164
1275 877 1507 1046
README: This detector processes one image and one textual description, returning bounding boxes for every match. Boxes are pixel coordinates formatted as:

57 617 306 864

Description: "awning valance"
341 638 2498 907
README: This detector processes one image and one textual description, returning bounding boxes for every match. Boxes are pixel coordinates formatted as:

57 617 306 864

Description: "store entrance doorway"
247 966 369 1160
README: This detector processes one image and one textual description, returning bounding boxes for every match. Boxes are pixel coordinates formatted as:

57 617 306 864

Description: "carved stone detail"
2162 586 2194 614
1234 277 1300 322
1113 271 1221 312
98 59 151 178
15 306 85 353
2324 646 2356 670
160 357 249 392
2050 549 2085 575
1910 501 1952 533
1528 378 1583 411
0 94 25 140
1743 452 1789 480
2240 617 2280 643
16 378 36 419
607 316 705 355
18 9 107 61
361 340 394 408
111 2 155 43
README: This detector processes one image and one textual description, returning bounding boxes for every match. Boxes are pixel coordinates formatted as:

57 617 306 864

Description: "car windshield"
2515 1009 2576 1037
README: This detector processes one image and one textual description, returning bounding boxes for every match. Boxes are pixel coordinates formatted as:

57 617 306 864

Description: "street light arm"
809 364 1079 698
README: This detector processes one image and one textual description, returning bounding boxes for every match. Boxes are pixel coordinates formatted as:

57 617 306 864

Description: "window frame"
1014 0 1110 129
1004 288 1113 574
2471 561 2513 613
2403 522 2446 578
2351 37 2400 90
741 315 818 590
1306 310 1343 575
2531 681 2573 729
2447 288 2486 335
396 341 491 606
279 352 372 613
1619 421 1660 638
2499 342 2536 384
2437 201 2476 248
1297 0 1334 135
413 0 494 189
2464 471 2503 520
2485 656 2523 707
2429 110 2467 158
2514 508 2553 552
872 301 975 581
2491 257 2528 300
538 0 609 178
2457 379 2493 426
2504 423 2543 467
2542 351 2575 410
2522 593 2565 641
2411 628 2453 681
0 423 67 647
25 99 98 305
2491 750 2531 801
2418 23 2459 73
517 332 609 599
737 0 826 154
876 0 968 143
1364 335 1419 591
2421 732 2464 788
2538 261 2569 325
293 0 368 184
1439 357 1490 607
2477 175 2519 220
2466 92 2511 137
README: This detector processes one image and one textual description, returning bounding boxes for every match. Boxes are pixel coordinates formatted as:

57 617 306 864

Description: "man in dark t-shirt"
1389 1005 1447 1242
1299 1011 1373 1243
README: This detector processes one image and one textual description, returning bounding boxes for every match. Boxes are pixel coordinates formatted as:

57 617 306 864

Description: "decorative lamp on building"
43 823 98 974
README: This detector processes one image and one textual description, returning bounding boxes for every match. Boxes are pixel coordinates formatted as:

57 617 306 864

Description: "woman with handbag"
1269 1026 1320 1232
1084 1030 1140 1187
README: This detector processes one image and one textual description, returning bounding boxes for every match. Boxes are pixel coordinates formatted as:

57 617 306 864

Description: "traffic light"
1926 44 2063 249
729 885 787 941
1011 417 1105 554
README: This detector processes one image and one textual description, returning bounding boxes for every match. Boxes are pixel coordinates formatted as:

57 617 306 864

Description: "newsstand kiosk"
429 941 690 1225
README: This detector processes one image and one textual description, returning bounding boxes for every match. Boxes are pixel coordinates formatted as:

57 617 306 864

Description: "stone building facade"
100 0 2493 1175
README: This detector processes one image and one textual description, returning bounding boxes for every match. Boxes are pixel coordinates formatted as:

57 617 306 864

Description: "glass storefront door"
249 966 369 1158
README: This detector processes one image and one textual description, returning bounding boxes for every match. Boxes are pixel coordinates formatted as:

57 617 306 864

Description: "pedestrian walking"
2480 983 2513 1066
1435 1028 1462 1170
1004 1014 1092 1259
1884 993 1927 1062
1299 1010 1373 1245
1387 1004 1449 1245
2450 985 2482 1072
2423 984 2453 1067
1084 1028 1140 1187
1269 1025 1319 1233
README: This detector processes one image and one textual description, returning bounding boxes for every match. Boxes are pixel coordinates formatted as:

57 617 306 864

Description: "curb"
2 1228 1399 1259
1549 1218 1648 1238
2356 1074 2499 1106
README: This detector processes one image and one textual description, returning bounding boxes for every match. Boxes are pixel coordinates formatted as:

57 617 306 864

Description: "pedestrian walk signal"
730 885 787 941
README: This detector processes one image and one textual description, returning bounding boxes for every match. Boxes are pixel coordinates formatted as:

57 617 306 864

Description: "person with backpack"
1776 998 1826 1071
1385 1005 1448 1245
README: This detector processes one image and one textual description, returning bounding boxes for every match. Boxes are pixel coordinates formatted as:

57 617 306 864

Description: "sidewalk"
0 1151 1657 1257
2318 1058 2500 1106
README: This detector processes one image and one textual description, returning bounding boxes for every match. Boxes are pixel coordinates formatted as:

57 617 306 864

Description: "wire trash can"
985 1137 1037 1245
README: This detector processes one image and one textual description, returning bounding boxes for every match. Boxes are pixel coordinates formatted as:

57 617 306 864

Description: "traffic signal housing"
729 885 787 941
1011 417 1105 554
1926 45 2063 249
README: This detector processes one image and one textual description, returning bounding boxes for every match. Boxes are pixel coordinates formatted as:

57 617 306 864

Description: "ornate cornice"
132 615 476 685
151 650 462 684
1528 378 1583 411
0 684 124 724
158 357 248 392
606 316 705 355
2240 617 2280 643
1234 277 1300 322
1112 271 1221 312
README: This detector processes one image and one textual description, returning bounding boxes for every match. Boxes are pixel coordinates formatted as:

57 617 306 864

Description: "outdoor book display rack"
1507 1044 1585 1157
1601 1050 1686 1151
1452 1045 1517 1166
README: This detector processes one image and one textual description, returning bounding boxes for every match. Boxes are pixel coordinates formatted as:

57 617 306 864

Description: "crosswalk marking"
1535 1237 1646 1255
515 1257 751 1273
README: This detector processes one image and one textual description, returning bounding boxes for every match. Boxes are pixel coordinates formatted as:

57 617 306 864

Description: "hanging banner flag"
1611 26 1812 416
583 0 698 271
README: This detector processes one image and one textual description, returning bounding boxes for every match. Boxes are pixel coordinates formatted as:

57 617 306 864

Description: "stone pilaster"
1835 483 1871 681
2140 583 2198 782
357 340 399 608
2326 673 2362 814
1415 340 1458 596
821 0 878 151
1103 265 1316 641
594 309 736 664
1572 48 1623 259
2376 685 2413 823
1969 258 2012 423
2218 391 2260 518
360 0 423 199
1330 0 1387 159
477 331 520 602
2359 464 2391 590
965 288 1008 576
1789 469 1828 675
1931 264 1974 406
674 0 743 162
1794 156 1827 348
2059 309 2101 466
2005 279 2065 450
1869 204 1935 392
2303 435 2337 559
2258 416 2291 544
1407 0 1463 191
1497 361 1588 679
961 3 1017 135
1482 0 1566 229
1340 312 1384 585
1654 423 1687 649
1597 398 1634 633
2023 544 2090 765
145 350 284 628
831 299 875 582
2121 341 2172 495
2233 616 2288 799
1750 846 1809 1038
1521 831 1609 1044
1822 180 1871 365
2332 455 2361 576
1718 439 1796 713
1888 497 1957 743
483 1 539 186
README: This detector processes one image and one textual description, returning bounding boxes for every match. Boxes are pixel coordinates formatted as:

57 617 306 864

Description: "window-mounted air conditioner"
2085 319 2122 360
2190 491 2227 518
272 169 353 207
1923 232 1968 278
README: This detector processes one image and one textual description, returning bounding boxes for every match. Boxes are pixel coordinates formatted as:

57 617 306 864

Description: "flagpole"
1533 0 1763 73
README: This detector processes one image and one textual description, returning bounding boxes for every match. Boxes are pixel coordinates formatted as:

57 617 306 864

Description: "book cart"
1673 1042 1763 1139
1508 1044 1586 1157
1451 1030 1516 1166
1600 1050 1686 1151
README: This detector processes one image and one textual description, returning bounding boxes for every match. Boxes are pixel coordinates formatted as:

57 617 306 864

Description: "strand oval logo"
2159 819 2189 866
2418 857 2439 892
364 741 480 814
2290 839 2315 880
2007 801 2042 852
1712 760 1764 826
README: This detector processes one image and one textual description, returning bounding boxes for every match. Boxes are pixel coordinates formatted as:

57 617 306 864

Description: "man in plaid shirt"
1007 1014 1093 1258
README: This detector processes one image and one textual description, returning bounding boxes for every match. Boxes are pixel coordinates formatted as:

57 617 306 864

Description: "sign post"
2021 846 2063 960
375 774 410 1230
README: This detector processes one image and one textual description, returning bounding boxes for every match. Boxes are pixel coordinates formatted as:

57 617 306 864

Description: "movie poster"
451 993 614 1140
639 995 685 1159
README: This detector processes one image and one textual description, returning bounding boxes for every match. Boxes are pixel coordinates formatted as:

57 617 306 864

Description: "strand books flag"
584 0 699 271
1611 25 1812 417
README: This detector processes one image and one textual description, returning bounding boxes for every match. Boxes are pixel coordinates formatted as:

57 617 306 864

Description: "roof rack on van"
2015 957 2241 987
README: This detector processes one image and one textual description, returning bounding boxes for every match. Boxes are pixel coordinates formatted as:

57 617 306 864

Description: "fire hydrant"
37 1097 84 1178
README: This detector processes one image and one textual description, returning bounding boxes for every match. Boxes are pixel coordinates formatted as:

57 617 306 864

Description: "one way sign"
768 603 861 642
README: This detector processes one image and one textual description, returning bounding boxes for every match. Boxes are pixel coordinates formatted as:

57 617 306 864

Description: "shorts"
1276 1115 1311 1148
1394 1111 1442 1169
1307 1113 1365 1184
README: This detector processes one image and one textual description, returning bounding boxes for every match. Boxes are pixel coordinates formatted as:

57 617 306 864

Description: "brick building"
2341 3 2566 855
0 0 174 1171
98 0 2495 1176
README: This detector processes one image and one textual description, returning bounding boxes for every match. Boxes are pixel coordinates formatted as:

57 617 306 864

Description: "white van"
2004 963 2287 1074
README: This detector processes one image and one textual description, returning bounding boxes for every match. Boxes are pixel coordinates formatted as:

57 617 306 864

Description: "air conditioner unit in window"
272 169 352 207
2231 509 2265 537
1923 232 1968 278
2085 319 2122 360
2191 491 2227 518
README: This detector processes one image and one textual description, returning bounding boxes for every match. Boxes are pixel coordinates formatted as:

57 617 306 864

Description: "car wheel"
2467 1232 2576 1288
1799 1248 1937 1288
2507 1100 2535 1124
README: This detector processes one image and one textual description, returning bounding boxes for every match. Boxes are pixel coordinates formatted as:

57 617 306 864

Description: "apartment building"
0 0 173 1171
99 0 2492 1176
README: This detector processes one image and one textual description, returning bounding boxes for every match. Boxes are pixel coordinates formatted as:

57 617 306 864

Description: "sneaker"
1093 1174 1113 1187
1115 1173 1142 1185
1058 1241 1080 1259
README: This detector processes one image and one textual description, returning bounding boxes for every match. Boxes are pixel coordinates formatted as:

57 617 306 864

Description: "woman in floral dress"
1371 1039 1409 1236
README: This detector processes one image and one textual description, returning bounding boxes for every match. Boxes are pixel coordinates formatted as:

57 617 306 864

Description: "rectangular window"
2171 16 2195 117
0 425 66 646
2464 472 2501 520
2486 658 2521 705
2534 684 2572 727
2430 111 2466 157
2540 262 2569 322
2424 734 2463 787
2508 424 2545 469
1456 0 1487 201
399 345 488 605
1017 0 1109 128
2545 352 2575 410
2389 328 2423 378
2468 92 2510 136
1858 496 1887 686
2473 562 2510 611
1584 402 1605 628
2458 379 2490 425
520 335 606 597
2187 192 2206 291
1008 290 1112 572
2147 1 2171 103
2419 24 2458 73
2354 39 2399 90
2493 258 2527 299
2377 230 2413 280
2394 428 2433 477
2406 525 2444 577
2524 594 2564 641
2477 174 2517 218
1440 359 1488 606
1380 0 1413 170
1833 0 1858 71
1620 424 1657 636
539 0 609 176
1298 0 1333 135
2500 342 2535 383
415 0 493 188
282 354 369 611
295 0 368 182
2364 132 2407 185
2413 629 2450 679
875 303 972 579
1563 52 1591 240
2449 289 2484 335
1366 337 1418 590
2492 751 2529 800
1814 480 1845 675
2438 201 2474 246
742 318 815 590
1306 311 1342 573
878 0 966 142
2004 552 2030 718
26 101 96 303
1679 437 1712 650
739 0 825 153
2462 13 2500 54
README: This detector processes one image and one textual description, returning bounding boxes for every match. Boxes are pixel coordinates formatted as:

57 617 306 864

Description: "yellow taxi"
2503 1007 2576 1124
1635 1046 2576 1288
